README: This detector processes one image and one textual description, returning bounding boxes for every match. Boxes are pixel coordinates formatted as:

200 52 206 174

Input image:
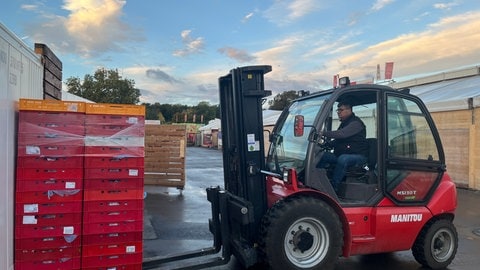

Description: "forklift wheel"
259 196 343 270
412 218 458 269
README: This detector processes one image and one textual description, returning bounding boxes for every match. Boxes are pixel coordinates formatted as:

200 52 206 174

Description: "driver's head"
336 100 353 122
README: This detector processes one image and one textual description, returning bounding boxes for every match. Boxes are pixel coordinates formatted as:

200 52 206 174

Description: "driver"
317 99 368 192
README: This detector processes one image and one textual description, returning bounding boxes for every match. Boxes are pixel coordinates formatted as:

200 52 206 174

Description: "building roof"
391 65 480 112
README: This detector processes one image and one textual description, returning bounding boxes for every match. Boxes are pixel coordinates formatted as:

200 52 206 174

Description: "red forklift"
143 65 458 269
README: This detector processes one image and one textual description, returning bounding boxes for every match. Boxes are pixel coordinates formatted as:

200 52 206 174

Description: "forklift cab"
144 66 457 270
266 84 447 205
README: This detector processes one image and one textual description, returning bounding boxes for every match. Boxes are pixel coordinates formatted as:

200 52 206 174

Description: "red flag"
385 62 394 80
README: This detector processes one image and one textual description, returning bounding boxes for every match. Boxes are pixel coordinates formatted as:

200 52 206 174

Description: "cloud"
264 0 321 25
218 47 256 62
239 10 480 94
434 1 459 10
24 0 142 58
20 4 39 11
123 66 222 105
242 12 254 23
173 30 205 57
307 11 480 83
371 0 395 11
146 69 181 84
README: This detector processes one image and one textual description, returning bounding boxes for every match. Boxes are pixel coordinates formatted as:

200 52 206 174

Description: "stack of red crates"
82 103 145 270
15 99 86 270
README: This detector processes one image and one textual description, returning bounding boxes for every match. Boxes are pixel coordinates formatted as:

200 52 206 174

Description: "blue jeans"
317 152 367 191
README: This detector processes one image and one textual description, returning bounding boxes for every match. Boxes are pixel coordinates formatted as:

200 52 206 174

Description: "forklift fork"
142 187 231 269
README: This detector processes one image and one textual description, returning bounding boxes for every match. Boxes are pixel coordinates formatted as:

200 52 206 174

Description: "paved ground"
143 146 480 270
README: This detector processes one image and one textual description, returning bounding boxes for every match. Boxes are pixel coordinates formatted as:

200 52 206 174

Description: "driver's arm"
323 121 363 139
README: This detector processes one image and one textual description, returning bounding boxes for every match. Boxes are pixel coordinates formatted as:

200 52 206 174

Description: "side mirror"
294 115 304 137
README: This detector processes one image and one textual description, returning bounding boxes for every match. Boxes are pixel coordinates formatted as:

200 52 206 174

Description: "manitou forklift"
143 65 458 269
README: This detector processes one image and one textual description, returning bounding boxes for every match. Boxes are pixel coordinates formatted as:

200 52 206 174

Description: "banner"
333 74 339 88
385 62 394 80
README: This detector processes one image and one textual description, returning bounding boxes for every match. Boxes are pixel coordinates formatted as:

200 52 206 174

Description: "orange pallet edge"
19 98 86 113
85 103 145 116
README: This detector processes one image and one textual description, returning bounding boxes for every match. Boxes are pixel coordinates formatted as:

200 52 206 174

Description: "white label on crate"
67 104 79 112
63 226 74 235
127 117 138 124
23 215 37 224
24 204 39 213
26 145 41 155
65 181 76 189
126 245 136 253
129 169 139 176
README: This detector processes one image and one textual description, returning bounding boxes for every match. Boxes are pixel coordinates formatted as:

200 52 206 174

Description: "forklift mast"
218 65 272 240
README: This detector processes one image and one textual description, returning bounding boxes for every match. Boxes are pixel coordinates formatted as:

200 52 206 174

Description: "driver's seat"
338 138 378 200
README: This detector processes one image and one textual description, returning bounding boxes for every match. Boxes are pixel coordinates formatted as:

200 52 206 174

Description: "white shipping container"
0 22 44 270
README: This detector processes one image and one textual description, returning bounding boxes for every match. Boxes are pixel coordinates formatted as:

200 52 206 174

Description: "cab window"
386 95 442 203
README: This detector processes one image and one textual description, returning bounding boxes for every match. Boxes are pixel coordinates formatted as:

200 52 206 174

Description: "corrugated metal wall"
0 23 43 270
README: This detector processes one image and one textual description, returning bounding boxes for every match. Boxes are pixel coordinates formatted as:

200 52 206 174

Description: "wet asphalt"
143 146 480 270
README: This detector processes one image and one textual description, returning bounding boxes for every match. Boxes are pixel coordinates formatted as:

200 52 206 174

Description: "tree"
66 68 140 104
142 102 220 124
268 90 300 110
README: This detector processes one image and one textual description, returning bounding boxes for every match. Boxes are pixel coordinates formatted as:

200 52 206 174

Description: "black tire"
412 219 458 269
259 196 343 270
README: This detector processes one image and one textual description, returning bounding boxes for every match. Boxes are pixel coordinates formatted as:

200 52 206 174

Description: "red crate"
15 257 81 270
16 178 83 192
15 189 83 203
83 210 143 223
15 246 81 262
84 178 143 190
84 135 145 147
17 156 83 169
17 133 84 146
82 264 142 270
18 120 85 136
85 124 144 137
83 200 143 213
15 224 81 239
83 220 143 235
85 167 144 179
85 146 144 158
16 201 83 215
17 145 85 157
82 231 142 246
19 98 86 113
17 168 83 180
82 241 142 257
83 188 143 201
85 114 144 125
19 110 84 123
81 253 142 268
15 234 81 249
84 156 144 169
16 212 82 227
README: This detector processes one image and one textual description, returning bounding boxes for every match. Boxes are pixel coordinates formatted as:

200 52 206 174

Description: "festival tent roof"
407 74 480 112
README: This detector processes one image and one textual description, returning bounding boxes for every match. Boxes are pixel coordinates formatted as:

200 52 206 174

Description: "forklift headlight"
281 168 299 190
282 169 289 183
339 76 350 87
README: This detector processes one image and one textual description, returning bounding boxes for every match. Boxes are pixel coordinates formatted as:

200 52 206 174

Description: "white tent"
263 110 283 126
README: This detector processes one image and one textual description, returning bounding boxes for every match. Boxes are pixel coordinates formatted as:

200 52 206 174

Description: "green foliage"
66 68 219 124
66 68 140 104
268 90 300 110
143 101 220 124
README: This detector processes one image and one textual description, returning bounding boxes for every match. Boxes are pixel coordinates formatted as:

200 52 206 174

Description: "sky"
1 0 480 106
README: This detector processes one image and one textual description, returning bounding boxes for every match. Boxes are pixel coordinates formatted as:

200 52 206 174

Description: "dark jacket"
323 113 368 157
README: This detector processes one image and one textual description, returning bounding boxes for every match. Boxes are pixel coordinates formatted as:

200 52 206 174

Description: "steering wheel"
318 136 334 151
